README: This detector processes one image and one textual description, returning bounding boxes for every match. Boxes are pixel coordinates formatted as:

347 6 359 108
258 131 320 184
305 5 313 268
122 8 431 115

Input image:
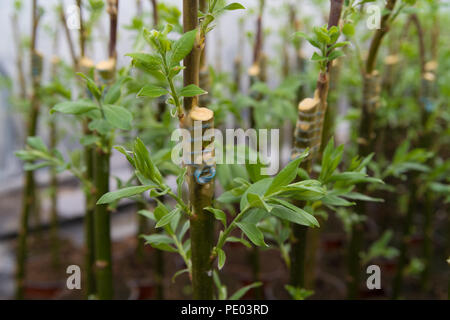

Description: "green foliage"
294 25 349 71
361 230 399 265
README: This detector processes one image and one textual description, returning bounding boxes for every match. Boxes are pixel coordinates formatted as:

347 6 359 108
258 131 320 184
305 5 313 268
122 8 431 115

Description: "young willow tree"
290 0 345 291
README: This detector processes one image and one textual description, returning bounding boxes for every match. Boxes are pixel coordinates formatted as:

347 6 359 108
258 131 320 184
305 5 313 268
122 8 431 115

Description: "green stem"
15 0 41 300
84 142 97 297
93 145 113 299
49 118 60 270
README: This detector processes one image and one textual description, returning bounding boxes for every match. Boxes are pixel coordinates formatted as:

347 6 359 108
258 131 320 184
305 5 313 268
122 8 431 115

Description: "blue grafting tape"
194 165 216 185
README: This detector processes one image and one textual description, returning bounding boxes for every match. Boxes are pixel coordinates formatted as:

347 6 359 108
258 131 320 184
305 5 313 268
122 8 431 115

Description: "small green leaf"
52 100 97 115
229 282 262 300
268 203 319 227
97 185 155 204
236 222 267 247
217 248 226 270
137 84 169 98
205 207 227 227
156 207 181 228
342 23 355 37
265 154 307 196
169 29 197 67
246 193 272 212
27 137 47 152
225 236 251 248
77 73 102 100
141 234 177 252
179 84 207 97
126 52 161 71
223 3 245 11
327 50 345 61
103 104 133 130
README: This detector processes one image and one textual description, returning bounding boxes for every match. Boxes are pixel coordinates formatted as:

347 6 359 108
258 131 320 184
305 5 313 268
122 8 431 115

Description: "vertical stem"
150 0 159 27
182 0 200 115
15 0 41 300
77 0 86 58
289 0 343 292
59 2 78 67
11 13 27 99
84 142 97 297
107 0 119 60
183 1 215 300
93 146 113 299
348 0 397 299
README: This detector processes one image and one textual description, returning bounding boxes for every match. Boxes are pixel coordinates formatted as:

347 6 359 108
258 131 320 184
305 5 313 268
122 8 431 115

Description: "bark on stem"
182 0 215 300
289 0 343 291
15 0 42 300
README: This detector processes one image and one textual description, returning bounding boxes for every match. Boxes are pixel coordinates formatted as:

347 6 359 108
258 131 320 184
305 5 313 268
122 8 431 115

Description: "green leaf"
229 282 262 300
171 268 189 283
265 154 307 196
342 23 355 37
137 84 169 98
268 202 319 227
179 84 207 97
225 236 251 248
126 52 161 71
169 29 197 67
236 222 267 247
327 50 345 61
77 73 102 100
205 207 227 227
27 137 47 152
217 248 226 270
246 193 272 212
103 81 122 104
223 3 245 11
97 185 155 204
52 100 98 115
141 234 177 252
103 104 133 130
133 138 163 184
156 207 181 228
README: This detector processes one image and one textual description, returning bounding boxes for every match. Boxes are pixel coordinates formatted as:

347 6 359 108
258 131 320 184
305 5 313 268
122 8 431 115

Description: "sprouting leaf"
52 100 97 115
205 207 227 227
169 29 197 67
156 207 181 228
140 234 177 252
229 282 262 300
342 23 355 37
217 248 226 270
265 153 307 196
27 137 48 152
246 193 272 212
327 50 345 61
137 84 169 98
126 52 161 71
103 104 133 130
236 222 267 247
97 185 155 204
179 84 207 97
171 268 189 283
225 236 251 248
133 138 163 184
223 3 245 11
76 73 102 100
268 202 319 227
